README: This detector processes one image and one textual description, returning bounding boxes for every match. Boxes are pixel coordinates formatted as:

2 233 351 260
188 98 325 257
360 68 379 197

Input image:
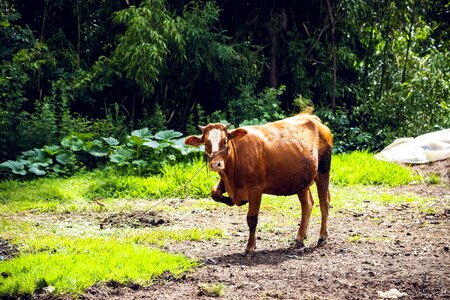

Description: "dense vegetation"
1 0 449 169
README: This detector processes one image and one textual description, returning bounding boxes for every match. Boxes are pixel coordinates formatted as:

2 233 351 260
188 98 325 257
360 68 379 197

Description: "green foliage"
1 0 449 158
0 129 202 178
113 0 183 96
228 84 286 127
317 108 378 153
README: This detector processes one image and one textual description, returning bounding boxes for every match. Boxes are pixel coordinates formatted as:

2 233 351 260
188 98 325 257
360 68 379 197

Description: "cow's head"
185 123 247 172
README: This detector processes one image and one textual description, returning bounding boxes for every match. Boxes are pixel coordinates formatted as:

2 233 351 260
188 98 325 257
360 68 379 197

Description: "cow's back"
230 114 331 196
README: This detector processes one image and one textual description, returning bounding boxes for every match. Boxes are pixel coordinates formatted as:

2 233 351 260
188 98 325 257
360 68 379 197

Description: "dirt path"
81 188 450 300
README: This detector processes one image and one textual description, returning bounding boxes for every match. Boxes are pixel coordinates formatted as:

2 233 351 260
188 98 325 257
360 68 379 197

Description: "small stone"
444 245 449 251
204 258 217 265
377 288 408 299
42 286 55 293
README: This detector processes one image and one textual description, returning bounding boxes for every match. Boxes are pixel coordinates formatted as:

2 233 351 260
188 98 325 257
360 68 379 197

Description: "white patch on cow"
208 129 222 153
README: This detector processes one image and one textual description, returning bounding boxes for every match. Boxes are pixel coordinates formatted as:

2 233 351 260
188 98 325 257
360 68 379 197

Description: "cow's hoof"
293 240 305 249
317 237 328 247
243 249 256 257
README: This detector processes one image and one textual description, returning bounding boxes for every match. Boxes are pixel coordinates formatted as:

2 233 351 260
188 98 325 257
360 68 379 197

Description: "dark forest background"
1 0 449 161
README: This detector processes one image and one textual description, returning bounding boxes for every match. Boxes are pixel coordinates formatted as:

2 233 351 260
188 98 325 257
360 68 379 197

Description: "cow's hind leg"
211 179 234 206
315 172 330 246
295 187 314 249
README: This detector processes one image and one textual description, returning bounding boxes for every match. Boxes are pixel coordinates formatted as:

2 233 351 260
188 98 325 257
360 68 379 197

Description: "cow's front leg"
211 179 234 206
244 195 262 256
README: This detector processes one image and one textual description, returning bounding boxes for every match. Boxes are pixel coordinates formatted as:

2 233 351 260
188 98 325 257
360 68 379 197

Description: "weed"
424 174 440 185
197 282 226 297
347 234 362 242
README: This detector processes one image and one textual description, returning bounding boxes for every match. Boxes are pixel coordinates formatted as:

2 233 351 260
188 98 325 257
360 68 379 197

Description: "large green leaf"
131 128 153 139
142 140 160 149
28 165 46 176
103 137 120 146
61 136 85 152
84 140 109 157
42 145 62 156
56 153 72 165
154 130 183 140
132 160 148 167
21 149 52 164
0 160 27 175
128 135 146 146
110 148 134 166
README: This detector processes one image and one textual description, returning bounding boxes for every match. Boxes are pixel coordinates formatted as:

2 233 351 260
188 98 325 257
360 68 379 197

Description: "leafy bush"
317 108 386 153
0 129 202 178
227 84 286 127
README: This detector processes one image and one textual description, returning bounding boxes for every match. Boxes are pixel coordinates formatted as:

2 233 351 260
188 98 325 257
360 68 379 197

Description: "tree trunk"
402 0 416 83
326 0 336 108
379 0 392 100
268 27 279 88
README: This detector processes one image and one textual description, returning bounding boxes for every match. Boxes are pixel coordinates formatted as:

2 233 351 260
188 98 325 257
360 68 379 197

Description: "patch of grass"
347 233 362 242
0 237 196 297
331 151 421 186
127 228 224 247
0 177 90 213
197 282 226 297
424 174 440 185
0 152 421 215
84 159 217 200
346 234 390 243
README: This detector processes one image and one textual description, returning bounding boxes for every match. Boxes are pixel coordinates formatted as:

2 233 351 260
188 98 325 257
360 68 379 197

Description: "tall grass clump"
331 151 420 186
84 159 217 200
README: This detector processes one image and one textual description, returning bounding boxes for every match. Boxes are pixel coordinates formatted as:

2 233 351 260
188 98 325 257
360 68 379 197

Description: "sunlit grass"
0 152 420 215
0 237 196 297
127 228 224 247
331 151 421 186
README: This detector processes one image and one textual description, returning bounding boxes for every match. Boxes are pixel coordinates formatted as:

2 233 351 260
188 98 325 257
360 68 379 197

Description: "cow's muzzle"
209 160 225 172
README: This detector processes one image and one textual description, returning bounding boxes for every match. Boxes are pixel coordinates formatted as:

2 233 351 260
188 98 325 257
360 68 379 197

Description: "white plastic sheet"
375 129 450 164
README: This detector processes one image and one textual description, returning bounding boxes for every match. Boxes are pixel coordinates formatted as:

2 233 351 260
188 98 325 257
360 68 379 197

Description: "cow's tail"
300 106 314 115
299 106 323 123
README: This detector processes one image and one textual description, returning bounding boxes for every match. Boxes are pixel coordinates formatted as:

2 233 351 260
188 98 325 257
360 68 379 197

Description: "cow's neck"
219 139 239 201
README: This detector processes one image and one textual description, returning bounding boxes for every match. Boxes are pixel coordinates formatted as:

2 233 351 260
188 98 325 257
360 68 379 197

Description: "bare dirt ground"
79 161 450 300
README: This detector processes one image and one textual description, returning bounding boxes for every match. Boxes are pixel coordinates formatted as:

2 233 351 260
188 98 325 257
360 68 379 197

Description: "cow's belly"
263 171 315 196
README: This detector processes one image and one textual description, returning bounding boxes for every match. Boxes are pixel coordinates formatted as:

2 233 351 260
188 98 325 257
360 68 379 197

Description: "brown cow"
185 112 333 256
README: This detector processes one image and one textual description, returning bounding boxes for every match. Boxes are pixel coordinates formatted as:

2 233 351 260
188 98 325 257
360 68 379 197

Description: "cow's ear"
229 128 247 141
185 135 203 146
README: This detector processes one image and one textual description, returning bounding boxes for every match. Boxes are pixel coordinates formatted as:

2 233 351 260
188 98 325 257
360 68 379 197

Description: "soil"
79 159 450 300
100 211 169 229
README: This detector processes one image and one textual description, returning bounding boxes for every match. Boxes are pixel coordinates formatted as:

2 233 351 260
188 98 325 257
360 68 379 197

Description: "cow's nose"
209 161 223 171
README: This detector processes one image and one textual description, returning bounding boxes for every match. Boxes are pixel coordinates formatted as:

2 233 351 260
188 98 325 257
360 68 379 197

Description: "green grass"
127 228 224 247
331 151 421 186
0 152 419 214
0 237 196 296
